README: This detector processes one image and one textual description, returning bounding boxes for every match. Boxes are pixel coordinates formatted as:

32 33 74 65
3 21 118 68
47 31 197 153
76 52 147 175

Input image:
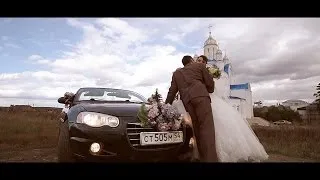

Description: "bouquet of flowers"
207 64 221 79
137 89 183 132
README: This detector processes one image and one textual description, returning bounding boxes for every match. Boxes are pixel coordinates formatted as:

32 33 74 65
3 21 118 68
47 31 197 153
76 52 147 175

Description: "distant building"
229 83 254 120
282 99 309 111
193 26 253 120
305 101 320 124
254 101 263 108
297 106 307 121
295 101 319 124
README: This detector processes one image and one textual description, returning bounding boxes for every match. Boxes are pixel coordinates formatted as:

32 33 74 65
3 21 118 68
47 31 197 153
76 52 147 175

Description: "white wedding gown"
172 80 269 162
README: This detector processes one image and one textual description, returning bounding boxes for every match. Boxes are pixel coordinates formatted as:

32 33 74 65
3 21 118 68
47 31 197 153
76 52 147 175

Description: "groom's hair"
182 55 193 66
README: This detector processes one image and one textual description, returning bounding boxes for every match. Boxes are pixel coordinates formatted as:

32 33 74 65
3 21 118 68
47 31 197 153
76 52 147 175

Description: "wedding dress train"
172 87 269 162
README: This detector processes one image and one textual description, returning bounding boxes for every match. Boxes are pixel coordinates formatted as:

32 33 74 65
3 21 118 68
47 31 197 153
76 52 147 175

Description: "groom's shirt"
165 63 215 105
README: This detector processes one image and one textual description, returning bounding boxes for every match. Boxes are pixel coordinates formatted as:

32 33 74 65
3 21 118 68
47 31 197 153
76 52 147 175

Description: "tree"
266 106 282 122
253 105 302 123
151 88 162 103
313 82 320 111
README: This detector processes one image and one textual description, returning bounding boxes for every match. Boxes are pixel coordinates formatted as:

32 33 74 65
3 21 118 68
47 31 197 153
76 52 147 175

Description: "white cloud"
162 18 207 43
2 19 12 23
4 43 20 49
1 36 9 41
28 55 43 60
0 18 193 106
59 39 73 47
25 38 43 46
27 55 50 65
164 33 184 42
0 18 320 107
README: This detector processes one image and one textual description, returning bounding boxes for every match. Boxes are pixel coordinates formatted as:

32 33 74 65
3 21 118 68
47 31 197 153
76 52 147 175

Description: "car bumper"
69 123 186 162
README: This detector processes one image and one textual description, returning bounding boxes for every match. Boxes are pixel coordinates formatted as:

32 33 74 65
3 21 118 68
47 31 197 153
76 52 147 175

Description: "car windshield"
75 88 147 103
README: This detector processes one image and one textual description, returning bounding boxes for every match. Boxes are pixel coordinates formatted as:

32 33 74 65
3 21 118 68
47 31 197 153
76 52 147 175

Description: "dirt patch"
0 147 57 162
266 154 316 162
0 147 315 162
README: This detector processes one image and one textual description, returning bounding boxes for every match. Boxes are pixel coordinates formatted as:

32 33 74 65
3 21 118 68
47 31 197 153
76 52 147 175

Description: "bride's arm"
183 113 193 127
183 113 200 160
175 92 180 100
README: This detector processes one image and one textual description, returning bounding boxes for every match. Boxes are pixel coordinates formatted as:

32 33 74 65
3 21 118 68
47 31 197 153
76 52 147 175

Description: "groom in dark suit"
165 55 218 162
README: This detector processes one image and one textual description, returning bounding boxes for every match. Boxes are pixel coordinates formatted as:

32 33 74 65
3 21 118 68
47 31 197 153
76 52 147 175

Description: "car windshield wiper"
124 100 145 104
82 99 145 104
89 98 106 101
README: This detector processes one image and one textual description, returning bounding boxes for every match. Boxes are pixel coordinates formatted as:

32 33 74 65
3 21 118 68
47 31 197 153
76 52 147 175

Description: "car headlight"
76 112 120 128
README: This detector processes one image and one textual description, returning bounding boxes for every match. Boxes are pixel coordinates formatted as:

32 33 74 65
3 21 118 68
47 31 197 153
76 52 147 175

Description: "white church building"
194 30 254 120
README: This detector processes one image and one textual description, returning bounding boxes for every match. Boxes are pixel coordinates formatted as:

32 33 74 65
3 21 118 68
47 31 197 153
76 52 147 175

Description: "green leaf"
137 103 149 127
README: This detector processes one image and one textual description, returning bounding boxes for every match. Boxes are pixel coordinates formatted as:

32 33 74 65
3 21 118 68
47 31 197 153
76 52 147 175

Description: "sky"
0 18 319 107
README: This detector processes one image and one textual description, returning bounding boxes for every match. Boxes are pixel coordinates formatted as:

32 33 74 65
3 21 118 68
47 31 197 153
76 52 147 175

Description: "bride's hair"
199 55 208 64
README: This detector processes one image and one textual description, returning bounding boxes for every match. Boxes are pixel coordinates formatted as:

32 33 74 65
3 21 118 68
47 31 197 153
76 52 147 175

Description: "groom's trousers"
185 96 218 162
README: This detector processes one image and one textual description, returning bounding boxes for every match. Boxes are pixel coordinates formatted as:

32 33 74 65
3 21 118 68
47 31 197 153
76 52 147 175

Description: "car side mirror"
58 97 67 104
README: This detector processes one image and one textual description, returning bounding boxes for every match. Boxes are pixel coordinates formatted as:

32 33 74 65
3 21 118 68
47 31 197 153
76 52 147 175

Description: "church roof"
204 34 217 47
230 83 250 90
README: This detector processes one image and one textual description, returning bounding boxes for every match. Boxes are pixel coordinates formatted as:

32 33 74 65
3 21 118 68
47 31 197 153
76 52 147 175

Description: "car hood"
78 102 144 117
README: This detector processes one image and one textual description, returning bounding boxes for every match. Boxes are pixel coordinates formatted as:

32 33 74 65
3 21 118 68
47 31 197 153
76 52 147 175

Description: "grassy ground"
253 125 320 160
0 110 319 161
0 111 59 150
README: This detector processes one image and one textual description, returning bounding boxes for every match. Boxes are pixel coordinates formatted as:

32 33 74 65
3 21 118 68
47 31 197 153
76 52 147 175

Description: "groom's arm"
200 64 215 93
165 73 178 105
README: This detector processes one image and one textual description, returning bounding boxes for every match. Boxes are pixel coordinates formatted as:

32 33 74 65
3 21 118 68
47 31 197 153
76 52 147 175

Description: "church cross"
208 24 213 35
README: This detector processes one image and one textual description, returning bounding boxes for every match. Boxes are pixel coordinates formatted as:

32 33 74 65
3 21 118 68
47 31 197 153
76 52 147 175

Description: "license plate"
140 131 183 146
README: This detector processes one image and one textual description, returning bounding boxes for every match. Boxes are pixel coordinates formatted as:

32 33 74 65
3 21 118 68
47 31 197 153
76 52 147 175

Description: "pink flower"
157 122 170 132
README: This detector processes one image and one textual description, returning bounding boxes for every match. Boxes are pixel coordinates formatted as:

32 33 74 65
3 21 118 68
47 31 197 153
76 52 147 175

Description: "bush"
254 105 302 122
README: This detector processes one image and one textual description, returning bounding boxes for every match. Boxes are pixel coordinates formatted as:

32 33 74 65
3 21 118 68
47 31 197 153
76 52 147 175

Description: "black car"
57 87 192 162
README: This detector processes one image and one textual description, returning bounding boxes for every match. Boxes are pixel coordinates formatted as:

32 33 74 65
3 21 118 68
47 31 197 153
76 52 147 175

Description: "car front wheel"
57 120 75 162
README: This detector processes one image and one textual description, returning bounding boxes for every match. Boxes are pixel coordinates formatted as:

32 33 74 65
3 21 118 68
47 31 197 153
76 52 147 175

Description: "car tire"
57 120 75 162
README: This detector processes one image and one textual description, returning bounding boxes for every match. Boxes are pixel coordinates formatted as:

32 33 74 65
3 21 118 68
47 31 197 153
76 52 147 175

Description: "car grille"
126 123 183 150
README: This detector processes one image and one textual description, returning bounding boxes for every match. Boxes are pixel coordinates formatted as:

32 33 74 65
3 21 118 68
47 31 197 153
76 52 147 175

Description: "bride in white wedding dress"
172 56 269 162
